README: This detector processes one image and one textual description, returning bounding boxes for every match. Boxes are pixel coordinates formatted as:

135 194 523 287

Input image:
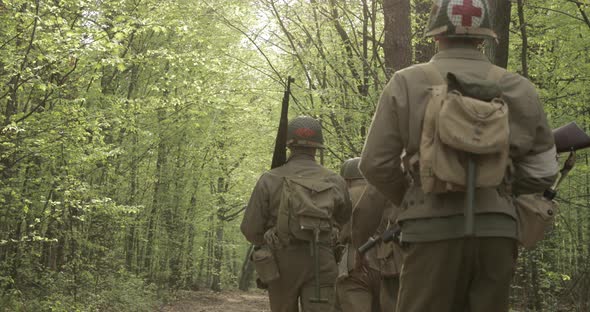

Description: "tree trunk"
485 0 512 68
530 252 543 311
210 222 224 291
238 245 255 291
144 107 168 277
414 0 436 63
383 0 412 77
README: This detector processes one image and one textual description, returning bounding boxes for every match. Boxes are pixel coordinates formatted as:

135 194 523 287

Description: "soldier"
333 157 402 312
359 1 558 312
241 116 352 312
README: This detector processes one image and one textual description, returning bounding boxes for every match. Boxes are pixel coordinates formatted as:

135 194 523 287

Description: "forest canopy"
1 0 590 311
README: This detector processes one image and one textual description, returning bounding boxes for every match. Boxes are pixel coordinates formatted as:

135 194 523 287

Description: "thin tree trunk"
238 245 255 291
530 252 543 311
144 107 168 277
210 222 224 291
517 0 528 77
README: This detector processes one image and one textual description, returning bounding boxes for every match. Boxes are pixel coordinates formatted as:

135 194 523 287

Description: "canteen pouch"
515 194 558 249
251 246 280 283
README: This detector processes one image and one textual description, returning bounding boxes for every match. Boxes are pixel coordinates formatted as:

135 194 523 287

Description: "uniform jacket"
359 47 557 223
241 153 352 246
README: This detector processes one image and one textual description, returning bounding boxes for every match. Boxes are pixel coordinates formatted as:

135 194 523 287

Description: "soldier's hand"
263 227 281 249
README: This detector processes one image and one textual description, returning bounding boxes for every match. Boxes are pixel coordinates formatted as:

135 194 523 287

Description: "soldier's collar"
347 179 366 188
287 153 316 162
431 48 490 62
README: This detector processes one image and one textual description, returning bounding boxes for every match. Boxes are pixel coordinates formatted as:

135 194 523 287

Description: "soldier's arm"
333 176 352 228
507 78 559 195
240 175 271 246
359 75 407 206
351 185 390 248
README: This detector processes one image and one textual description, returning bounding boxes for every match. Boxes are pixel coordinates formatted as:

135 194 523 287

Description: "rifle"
358 121 590 254
357 224 400 255
271 76 295 169
251 76 294 290
544 122 590 199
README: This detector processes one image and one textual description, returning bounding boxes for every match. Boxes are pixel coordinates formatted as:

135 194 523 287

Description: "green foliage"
1 0 590 310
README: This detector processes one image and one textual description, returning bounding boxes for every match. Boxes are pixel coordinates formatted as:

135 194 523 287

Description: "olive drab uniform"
241 116 352 312
359 1 558 311
333 158 402 312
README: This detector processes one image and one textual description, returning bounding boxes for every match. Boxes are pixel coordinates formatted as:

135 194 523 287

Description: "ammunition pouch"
514 194 558 249
251 246 280 283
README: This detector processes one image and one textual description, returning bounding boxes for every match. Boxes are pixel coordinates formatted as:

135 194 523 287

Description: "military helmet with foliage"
425 0 496 39
287 116 324 148
340 157 363 180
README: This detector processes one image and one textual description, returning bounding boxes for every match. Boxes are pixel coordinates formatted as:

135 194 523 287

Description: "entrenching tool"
464 155 477 236
308 227 328 304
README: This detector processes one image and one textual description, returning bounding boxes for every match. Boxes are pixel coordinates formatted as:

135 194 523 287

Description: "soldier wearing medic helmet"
241 116 352 312
359 0 558 311
333 158 402 312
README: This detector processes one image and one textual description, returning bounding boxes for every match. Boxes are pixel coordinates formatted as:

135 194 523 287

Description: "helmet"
340 157 363 180
287 116 324 148
425 0 496 39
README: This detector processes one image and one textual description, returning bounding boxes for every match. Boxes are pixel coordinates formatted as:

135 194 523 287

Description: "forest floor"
161 290 270 312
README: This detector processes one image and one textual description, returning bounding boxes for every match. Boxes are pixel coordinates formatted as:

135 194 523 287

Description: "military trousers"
396 237 517 312
380 276 399 312
333 267 381 312
267 244 337 312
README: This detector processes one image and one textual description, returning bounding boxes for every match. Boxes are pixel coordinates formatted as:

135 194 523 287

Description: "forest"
0 0 589 311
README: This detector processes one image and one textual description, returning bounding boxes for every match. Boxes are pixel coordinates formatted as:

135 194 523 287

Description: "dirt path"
161 290 270 312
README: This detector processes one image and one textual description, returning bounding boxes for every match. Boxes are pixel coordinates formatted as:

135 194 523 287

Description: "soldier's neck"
437 38 482 51
288 152 316 162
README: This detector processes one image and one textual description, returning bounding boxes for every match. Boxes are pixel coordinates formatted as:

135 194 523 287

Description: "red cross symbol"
452 0 482 27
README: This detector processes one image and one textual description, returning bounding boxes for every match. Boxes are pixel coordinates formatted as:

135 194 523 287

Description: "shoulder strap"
486 65 505 82
418 63 445 86
406 63 448 173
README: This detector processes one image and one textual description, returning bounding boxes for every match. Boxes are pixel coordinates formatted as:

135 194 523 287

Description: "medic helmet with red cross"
287 116 325 149
425 0 497 39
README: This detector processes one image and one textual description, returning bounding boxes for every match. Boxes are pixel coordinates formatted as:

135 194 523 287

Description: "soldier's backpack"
415 63 510 194
275 175 336 244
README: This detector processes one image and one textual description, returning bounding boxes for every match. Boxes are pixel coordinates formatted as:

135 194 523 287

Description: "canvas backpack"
414 63 510 194
275 175 337 244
